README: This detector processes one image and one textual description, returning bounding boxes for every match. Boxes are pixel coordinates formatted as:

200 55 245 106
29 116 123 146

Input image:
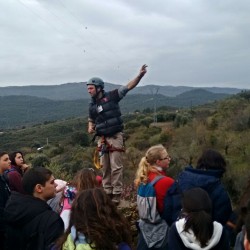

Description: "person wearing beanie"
168 188 230 250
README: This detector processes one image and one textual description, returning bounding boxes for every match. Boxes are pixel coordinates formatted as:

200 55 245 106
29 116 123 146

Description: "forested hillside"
0 89 229 129
1 90 250 206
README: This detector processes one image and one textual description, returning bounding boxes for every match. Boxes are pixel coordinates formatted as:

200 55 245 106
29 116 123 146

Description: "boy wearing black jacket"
4 167 64 250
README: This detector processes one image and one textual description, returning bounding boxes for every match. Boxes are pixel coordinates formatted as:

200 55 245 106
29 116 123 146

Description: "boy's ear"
34 184 43 194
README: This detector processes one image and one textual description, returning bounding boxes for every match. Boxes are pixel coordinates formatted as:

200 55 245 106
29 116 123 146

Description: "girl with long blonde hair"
135 144 174 250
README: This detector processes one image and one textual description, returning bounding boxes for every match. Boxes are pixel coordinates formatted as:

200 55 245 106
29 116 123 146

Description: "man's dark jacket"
4 192 64 250
89 90 124 137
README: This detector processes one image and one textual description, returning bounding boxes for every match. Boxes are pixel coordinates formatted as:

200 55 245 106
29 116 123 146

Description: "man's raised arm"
126 64 148 90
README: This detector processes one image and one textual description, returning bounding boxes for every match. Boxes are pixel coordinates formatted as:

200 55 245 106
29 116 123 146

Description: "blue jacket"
162 166 232 226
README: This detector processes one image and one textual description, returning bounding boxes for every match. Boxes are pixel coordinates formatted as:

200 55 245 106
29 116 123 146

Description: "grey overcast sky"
0 0 250 88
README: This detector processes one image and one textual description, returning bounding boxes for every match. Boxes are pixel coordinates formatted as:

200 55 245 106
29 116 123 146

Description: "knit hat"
182 188 212 213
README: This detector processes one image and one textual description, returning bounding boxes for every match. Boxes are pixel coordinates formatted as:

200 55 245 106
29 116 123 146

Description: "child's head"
182 187 212 214
196 149 226 173
144 144 169 165
0 151 11 174
9 151 25 167
135 144 170 185
72 168 99 191
181 188 213 248
22 167 57 201
67 188 131 249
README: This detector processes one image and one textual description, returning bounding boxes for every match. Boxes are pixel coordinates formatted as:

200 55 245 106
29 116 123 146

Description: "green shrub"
125 121 141 129
31 154 50 168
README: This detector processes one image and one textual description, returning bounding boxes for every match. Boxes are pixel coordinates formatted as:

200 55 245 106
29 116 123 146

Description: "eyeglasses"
160 156 171 161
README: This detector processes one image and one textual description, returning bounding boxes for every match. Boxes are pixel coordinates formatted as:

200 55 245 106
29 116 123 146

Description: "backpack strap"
3 168 16 185
150 175 165 186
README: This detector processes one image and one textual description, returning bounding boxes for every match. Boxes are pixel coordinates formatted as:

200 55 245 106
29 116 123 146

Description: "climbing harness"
93 136 125 169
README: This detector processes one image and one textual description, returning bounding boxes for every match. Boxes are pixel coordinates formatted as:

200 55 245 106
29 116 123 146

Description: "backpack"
137 175 169 248
61 185 77 213
137 175 165 224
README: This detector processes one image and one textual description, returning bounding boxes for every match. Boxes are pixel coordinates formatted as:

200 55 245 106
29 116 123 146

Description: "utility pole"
150 87 159 124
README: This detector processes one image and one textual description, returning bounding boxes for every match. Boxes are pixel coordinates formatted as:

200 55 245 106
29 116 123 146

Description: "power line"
56 0 130 80
17 0 67 36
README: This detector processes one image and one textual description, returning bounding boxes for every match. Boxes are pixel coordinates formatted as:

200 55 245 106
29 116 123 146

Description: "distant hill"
0 89 230 129
0 82 243 100
0 95 89 129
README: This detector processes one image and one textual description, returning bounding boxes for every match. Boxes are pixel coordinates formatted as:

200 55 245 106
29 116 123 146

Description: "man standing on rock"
87 64 147 205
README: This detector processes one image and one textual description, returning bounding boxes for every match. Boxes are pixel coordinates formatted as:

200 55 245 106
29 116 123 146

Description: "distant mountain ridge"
0 82 243 100
0 88 229 129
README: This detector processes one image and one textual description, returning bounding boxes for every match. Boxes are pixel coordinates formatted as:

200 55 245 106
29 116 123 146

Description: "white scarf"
175 218 223 250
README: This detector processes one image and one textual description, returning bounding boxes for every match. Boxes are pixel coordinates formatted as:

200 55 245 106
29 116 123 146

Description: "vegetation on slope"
0 91 250 206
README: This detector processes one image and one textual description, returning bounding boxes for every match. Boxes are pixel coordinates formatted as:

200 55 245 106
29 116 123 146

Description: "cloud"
0 0 249 88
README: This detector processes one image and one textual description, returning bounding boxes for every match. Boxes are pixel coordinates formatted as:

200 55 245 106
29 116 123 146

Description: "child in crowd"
168 188 230 250
60 168 101 229
7 151 29 193
55 188 132 250
163 149 232 227
0 151 11 249
135 144 174 250
234 200 250 250
4 167 64 249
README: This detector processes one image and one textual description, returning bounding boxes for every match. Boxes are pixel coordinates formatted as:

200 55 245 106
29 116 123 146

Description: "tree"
71 132 89 146
31 154 50 168
140 117 154 128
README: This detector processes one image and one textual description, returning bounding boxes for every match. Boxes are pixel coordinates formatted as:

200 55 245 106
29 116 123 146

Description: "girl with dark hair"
55 188 132 250
196 149 227 172
71 167 99 191
7 151 29 193
168 188 230 250
60 168 101 229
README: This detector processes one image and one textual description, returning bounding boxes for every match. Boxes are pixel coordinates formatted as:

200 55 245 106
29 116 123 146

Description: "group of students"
0 151 132 250
134 144 250 250
1 146 250 250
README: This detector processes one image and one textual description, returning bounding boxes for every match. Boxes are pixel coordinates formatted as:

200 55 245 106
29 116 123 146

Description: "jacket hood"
4 192 51 226
178 167 223 193
185 166 224 178
176 218 223 250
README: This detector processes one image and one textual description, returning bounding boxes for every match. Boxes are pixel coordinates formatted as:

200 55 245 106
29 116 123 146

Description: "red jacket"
148 171 174 214
7 165 24 194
